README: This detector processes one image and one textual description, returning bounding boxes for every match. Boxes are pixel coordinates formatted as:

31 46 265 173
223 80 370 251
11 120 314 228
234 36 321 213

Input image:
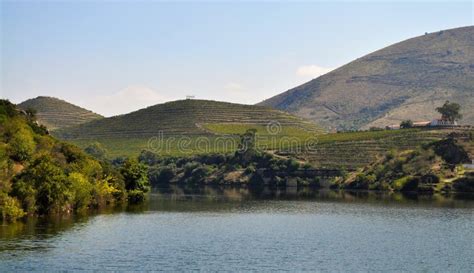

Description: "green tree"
84 142 108 160
120 158 150 192
8 129 35 162
436 101 462 122
400 120 413 129
67 172 93 211
0 192 25 221
235 129 260 164
14 156 69 214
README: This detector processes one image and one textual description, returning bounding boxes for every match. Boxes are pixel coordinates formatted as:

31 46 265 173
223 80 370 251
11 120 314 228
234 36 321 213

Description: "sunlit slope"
280 127 474 170
259 26 474 130
18 96 103 130
56 99 323 139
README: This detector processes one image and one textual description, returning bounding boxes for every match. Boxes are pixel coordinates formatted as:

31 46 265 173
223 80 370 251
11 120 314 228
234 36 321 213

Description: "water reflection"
1 186 473 271
1 186 474 250
147 185 474 209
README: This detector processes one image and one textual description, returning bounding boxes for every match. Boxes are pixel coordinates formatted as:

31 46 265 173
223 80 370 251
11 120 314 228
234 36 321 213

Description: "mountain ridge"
258 26 474 130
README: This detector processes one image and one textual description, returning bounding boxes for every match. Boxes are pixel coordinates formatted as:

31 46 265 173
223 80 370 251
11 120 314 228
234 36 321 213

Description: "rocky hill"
259 26 474 130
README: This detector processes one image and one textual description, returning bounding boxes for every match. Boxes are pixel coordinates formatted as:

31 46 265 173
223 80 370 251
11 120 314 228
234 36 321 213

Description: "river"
1 186 473 272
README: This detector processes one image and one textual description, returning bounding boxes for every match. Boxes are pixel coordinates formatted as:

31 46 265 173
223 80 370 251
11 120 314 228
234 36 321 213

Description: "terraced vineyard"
57 99 324 157
56 99 323 139
277 128 474 170
19 96 103 130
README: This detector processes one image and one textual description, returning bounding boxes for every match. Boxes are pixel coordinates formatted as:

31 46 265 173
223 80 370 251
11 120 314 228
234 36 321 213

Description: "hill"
18 96 103 130
279 127 473 170
55 99 323 157
0 100 130 221
259 26 474 130
334 136 474 193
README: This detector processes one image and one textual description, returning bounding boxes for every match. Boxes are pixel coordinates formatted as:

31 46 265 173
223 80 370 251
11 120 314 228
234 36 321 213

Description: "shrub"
67 172 93 210
0 193 25 222
431 138 470 165
127 190 146 204
8 127 35 162
121 158 149 192
149 165 176 185
138 150 161 165
286 158 300 173
84 142 108 160
14 156 69 214
393 176 410 191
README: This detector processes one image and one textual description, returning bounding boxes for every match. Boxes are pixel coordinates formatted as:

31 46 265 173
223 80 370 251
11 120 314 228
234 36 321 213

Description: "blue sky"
1 1 473 116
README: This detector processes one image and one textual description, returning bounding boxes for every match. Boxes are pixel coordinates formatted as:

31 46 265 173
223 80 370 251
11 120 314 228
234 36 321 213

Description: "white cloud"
224 82 245 93
296 65 333 78
85 85 174 117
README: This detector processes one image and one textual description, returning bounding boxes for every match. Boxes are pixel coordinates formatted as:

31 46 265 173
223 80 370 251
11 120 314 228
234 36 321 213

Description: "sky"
1 1 473 117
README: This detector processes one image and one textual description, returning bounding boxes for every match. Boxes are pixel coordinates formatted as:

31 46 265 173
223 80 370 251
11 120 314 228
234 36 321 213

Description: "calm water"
1 187 473 272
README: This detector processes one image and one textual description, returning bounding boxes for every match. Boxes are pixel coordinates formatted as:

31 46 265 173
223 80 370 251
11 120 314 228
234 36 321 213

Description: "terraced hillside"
278 127 474 170
56 99 323 157
57 99 322 139
259 26 474 130
18 96 103 130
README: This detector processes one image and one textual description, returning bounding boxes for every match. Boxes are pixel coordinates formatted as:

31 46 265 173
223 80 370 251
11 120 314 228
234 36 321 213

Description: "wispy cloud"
296 65 333 78
224 82 245 93
85 85 174 117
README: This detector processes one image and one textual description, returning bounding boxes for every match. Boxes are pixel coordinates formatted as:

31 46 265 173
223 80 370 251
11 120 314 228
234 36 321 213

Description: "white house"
429 119 458 127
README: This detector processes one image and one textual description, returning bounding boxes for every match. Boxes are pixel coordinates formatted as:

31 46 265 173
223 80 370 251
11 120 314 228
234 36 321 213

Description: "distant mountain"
18 96 103 130
56 99 323 140
259 26 474 130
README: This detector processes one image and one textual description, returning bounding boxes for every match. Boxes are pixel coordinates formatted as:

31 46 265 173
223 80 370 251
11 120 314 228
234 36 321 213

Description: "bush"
67 172 93 210
138 150 161 165
8 127 35 162
92 177 121 207
84 142 108 160
121 158 149 192
127 190 146 204
188 165 213 184
286 158 300 173
14 156 69 214
149 165 176 185
0 193 25 222
183 162 200 177
431 138 470 165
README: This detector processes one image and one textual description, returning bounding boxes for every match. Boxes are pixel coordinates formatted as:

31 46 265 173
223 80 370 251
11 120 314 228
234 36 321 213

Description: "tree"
235 129 260 164
120 158 149 192
13 156 69 214
436 101 462 122
67 172 93 210
84 142 108 160
400 120 413 129
8 126 36 162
